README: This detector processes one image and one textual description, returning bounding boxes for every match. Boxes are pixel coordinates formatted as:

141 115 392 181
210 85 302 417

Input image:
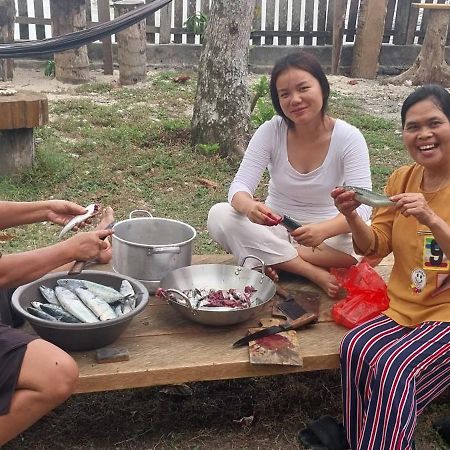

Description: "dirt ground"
2 64 447 450
3 63 416 121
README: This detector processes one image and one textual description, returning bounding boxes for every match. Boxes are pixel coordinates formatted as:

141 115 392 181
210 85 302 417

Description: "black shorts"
0 324 36 415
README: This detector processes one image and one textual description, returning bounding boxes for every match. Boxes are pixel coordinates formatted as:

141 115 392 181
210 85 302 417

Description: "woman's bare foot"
97 206 114 229
96 207 114 264
312 270 340 298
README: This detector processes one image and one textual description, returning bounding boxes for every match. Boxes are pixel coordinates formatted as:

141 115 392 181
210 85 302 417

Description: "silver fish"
75 287 117 321
55 286 99 323
59 203 99 239
121 299 133 315
120 280 135 297
115 304 124 316
39 285 59 305
27 306 57 321
39 303 81 323
120 280 136 308
57 279 124 304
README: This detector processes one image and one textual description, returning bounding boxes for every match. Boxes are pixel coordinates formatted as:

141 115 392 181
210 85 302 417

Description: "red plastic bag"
330 261 389 329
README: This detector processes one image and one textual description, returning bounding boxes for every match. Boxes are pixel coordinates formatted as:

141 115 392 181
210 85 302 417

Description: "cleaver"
274 284 320 320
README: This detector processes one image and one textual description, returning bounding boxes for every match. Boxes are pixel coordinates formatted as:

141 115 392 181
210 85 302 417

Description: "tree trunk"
351 0 388 79
0 0 15 81
191 0 256 158
50 0 89 84
115 0 147 85
331 0 346 75
388 6 450 86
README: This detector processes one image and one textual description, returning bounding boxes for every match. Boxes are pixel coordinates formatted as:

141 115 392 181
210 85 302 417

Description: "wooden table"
24 254 394 394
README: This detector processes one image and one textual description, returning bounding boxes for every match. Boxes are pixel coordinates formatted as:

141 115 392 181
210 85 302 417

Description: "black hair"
269 51 330 128
401 84 450 128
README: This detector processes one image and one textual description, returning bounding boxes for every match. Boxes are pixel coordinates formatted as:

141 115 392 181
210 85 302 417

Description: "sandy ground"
1 64 417 122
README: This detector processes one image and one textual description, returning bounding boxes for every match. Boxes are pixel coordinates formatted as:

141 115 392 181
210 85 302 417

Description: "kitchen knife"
275 284 320 319
279 214 302 231
232 314 316 347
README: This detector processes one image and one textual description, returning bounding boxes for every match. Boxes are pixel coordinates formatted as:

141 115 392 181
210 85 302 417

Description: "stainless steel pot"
159 256 276 326
112 210 196 291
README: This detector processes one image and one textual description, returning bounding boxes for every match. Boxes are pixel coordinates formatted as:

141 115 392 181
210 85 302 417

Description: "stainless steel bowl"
11 271 149 351
159 257 276 326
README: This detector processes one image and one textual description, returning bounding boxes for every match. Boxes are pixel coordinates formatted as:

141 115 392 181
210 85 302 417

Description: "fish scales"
57 279 124 303
39 302 81 323
55 286 99 323
75 287 117 321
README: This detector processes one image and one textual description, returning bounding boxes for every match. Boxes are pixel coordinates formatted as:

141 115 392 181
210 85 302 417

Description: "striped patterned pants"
340 314 450 450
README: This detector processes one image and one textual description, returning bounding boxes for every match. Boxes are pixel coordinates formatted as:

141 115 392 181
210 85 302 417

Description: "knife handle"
287 312 318 329
68 260 87 275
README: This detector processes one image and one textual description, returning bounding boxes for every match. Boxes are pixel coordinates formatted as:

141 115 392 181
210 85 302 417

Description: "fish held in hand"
340 186 395 208
59 203 100 238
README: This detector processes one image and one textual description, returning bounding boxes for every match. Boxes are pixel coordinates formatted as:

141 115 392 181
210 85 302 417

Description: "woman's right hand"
246 201 281 226
331 187 361 218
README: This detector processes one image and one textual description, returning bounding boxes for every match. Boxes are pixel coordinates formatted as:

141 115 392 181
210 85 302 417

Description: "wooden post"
159 3 171 44
331 0 347 74
98 0 113 75
351 0 389 79
50 0 90 84
0 0 15 81
115 0 147 86
389 3 450 86
0 92 48 174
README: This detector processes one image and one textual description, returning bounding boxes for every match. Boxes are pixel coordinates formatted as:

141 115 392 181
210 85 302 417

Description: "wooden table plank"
73 321 346 393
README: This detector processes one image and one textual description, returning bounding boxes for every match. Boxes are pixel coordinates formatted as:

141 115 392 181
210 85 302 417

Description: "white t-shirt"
228 115 372 223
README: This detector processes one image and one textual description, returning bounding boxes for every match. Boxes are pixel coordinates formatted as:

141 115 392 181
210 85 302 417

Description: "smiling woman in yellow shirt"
332 84 450 450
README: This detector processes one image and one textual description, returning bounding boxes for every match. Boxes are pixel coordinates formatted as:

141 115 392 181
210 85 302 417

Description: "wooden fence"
12 0 450 46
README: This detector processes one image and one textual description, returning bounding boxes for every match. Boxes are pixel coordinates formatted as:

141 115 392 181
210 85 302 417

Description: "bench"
49 254 391 394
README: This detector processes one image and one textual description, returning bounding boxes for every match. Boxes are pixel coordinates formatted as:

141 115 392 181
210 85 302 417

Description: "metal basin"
159 257 276 326
11 271 149 351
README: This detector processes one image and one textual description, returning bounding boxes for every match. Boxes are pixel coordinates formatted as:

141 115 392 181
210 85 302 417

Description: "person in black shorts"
0 200 113 445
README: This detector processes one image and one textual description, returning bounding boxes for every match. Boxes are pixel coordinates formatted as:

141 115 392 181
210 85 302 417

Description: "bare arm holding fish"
0 200 89 230
331 186 375 255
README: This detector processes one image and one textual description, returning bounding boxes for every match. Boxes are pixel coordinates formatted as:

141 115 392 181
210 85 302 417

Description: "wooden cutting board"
248 319 303 366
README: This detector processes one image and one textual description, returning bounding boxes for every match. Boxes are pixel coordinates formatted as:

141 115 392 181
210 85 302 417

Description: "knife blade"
279 214 302 231
232 313 317 348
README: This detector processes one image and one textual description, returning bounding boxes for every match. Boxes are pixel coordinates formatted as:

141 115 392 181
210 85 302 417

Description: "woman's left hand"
391 193 437 226
291 223 327 248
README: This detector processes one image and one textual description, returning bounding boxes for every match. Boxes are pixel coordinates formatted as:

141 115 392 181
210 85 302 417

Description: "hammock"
0 0 172 59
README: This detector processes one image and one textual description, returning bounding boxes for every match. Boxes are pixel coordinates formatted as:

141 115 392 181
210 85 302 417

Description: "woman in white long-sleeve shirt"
207 51 372 297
